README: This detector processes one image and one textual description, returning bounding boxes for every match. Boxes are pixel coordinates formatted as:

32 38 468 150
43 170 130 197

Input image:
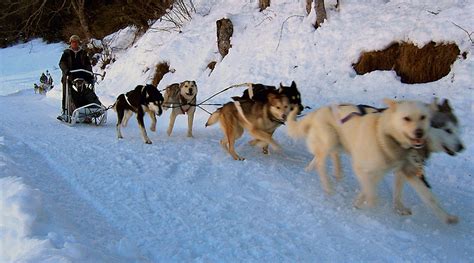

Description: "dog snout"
415 128 424 139
457 143 465 152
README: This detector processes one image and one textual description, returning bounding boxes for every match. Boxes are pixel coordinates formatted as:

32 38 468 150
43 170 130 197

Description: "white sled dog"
286 100 430 206
287 99 463 224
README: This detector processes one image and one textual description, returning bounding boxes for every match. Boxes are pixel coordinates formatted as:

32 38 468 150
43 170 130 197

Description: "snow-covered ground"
1 0 473 261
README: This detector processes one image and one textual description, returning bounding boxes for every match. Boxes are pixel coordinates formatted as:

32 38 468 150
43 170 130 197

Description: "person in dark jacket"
58 35 102 119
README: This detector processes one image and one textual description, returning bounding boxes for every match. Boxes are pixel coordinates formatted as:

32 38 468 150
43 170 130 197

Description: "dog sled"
58 69 107 126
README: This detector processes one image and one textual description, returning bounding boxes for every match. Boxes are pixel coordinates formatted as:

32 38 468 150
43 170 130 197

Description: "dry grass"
152 62 171 87
353 42 460 84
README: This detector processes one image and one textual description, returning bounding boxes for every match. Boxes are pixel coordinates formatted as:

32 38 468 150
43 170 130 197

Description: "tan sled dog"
163 81 197 137
206 93 290 160
287 99 431 210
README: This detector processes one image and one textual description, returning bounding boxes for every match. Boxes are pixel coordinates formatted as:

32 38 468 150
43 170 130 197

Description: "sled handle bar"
70 69 93 75
69 69 106 80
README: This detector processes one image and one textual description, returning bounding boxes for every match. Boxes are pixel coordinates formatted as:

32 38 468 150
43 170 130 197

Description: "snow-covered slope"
1 0 473 261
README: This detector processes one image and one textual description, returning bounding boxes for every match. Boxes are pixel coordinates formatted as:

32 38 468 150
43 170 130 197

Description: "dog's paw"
446 215 459 224
145 139 152 144
262 148 269 155
395 206 412 216
187 133 193 138
150 126 156 132
232 154 245 161
324 187 334 196
248 139 258 146
167 130 172 136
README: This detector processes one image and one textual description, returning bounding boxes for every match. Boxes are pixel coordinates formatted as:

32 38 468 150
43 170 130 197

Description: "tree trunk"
216 18 233 59
71 0 92 41
314 0 327 29
306 0 312 15
259 0 271 11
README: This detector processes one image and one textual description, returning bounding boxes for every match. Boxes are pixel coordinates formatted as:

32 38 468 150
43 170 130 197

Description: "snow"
1 0 473 261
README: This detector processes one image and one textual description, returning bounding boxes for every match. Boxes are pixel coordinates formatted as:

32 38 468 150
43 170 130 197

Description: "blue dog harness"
340 104 386 124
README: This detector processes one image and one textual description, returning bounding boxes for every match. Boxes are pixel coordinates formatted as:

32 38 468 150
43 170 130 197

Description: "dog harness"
340 104 386 124
123 85 147 112
233 101 252 126
179 94 196 114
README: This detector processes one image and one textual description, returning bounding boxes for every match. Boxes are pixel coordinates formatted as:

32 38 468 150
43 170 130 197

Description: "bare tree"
259 0 270 11
70 0 91 41
0 0 68 40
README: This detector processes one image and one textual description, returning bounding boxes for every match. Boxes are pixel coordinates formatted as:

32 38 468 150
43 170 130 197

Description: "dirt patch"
353 42 460 84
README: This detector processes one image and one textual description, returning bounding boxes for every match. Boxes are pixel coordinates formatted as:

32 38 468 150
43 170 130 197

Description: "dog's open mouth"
443 145 456 156
406 134 425 149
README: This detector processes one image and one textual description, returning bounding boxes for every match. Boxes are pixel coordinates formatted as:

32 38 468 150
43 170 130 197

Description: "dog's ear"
192 81 196 86
439 99 452 112
278 83 284 93
291 81 297 89
383 98 397 110
429 97 439 112
267 92 277 101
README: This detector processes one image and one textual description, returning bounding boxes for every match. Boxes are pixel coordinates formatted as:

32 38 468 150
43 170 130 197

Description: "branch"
451 22 474 45
275 15 304 51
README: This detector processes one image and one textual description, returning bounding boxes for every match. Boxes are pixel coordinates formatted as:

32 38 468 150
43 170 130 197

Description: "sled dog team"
112 81 464 224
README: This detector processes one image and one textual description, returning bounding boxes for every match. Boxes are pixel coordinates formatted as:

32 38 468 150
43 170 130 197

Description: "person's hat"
69 35 81 43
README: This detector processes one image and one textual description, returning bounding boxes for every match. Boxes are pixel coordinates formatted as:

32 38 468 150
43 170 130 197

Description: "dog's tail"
205 109 221 127
286 107 312 139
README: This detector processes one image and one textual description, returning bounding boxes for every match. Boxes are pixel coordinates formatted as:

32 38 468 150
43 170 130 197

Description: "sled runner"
58 69 107 126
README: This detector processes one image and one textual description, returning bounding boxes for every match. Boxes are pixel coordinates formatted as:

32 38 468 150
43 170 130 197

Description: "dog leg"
262 131 276 155
354 192 366 209
354 169 380 208
116 110 124 139
247 128 281 152
227 136 244 161
220 138 229 150
122 110 133 127
331 151 343 181
220 116 244 160
148 111 157 132
137 112 152 144
167 110 178 136
404 173 458 224
315 149 333 195
393 170 412 215
187 109 195 137
305 157 317 172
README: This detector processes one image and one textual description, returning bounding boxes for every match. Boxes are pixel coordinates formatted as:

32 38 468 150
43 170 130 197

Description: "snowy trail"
1 91 473 261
